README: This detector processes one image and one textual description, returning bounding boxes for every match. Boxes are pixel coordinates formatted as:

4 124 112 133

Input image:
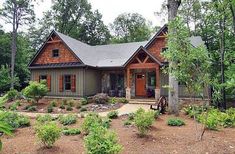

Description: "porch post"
155 65 160 100
126 67 131 99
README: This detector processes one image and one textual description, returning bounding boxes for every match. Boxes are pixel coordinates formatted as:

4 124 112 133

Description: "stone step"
128 99 156 105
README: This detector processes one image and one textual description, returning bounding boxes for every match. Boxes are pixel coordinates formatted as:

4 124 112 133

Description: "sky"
0 0 166 32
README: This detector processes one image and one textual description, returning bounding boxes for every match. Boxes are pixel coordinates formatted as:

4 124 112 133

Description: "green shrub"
59 114 77 125
183 105 209 118
6 89 20 101
134 108 155 136
35 122 61 148
102 117 112 129
82 113 103 134
66 105 73 111
80 97 88 105
76 103 82 109
198 108 221 130
128 113 135 121
123 120 132 126
84 125 122 154
80 107 87 112
62 99 68 105
93 93 109 104
22 81 48 103
108 97 117 104
36 114 54 123
59 103 65 109
167 118 185 126
50 100 57 107
0 111 30 129
47 105 53 113
68 100 74 107
107 111 118 119
0 112 13 151
27 105 37 112
62 127 81 136
119 98 128 104
9 101 21 111
154 110 160 119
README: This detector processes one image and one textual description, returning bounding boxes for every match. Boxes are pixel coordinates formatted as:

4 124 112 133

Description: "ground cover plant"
58 114 77 126
167 118 185 126
107 110 118 119
62 127 81 136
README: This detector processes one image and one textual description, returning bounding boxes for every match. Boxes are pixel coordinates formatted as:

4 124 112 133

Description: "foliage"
128 113 135 121
80 97 88 105
35 122 61 148
0 111 30 129
59 103 65 109
198 108 221 130
107 111 119 119
82 113 103 134
50 100 57 107
183 105 209 118
68 100 74 107
22 81 48 103
27 105 37 112
84 124 122 154
66 105 73 111
167 118 185 126
36 114 54 124
62 127 81 136
9 101 21 111
111 13 152 43
102 117 112 129
47 105 53 113
0 112 13 151
59 114 77 126
123 120 132 126
80 107 87 112
108 97 117 104
133 108 155 136
76 103 82 109
93 93 109 104
119 98 128 104
6 89 20 101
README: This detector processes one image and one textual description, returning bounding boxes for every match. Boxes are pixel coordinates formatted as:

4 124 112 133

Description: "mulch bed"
1 114 235 154
4 98 124 114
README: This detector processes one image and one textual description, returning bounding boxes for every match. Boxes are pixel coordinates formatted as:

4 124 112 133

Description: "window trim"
52 49 59 58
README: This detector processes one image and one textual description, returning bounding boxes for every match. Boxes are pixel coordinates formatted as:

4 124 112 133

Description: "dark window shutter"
47 75 51 91
59 75 64 92
71 75 76 92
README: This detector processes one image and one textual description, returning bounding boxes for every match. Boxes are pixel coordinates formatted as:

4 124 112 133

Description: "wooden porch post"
155 65 160 100
126 67 131 99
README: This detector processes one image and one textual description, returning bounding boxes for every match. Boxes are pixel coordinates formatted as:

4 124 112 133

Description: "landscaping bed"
1 113 235 154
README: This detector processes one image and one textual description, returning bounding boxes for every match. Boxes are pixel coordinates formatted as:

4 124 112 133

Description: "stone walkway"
17 103 151 118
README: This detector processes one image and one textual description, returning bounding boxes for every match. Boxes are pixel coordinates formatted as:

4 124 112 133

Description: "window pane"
39 75 47 82
52 49 59 57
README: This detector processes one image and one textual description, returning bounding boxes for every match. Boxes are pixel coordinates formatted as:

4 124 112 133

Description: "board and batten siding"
31 68 84 97
160 70 208 98
84 69 101 96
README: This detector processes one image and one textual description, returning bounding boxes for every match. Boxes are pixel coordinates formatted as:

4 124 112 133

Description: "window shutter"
59 75 63 92
47 75 51 91
71 75 76 92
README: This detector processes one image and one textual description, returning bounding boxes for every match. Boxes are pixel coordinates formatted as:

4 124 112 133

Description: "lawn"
1 113 235 154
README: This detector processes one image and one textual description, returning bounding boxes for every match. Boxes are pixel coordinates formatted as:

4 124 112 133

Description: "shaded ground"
1 114 235 154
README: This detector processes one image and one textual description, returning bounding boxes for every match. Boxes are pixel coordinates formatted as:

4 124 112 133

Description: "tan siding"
31 68 84 97
84 69 101 96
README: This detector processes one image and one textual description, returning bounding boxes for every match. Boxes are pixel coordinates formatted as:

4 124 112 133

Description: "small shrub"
167 118 185 126
59 114 77 125
84 125 122 154
68 100 74 107
36 114 54 123
59 103 65 109
66 105 73 111
9 102 19 111
102 117 112 128
128 113 135 121
154 110 160 119
22 81 48 103
6 89 20 101
76 103 82 109
0 111 30 129
35 122 61 148
50 100 57 107
134 108 155 136
82 113 103 134
123 120 132 126
198 108 220 130
62 99 68 105
93 93 109 104
108 97 117 104
183 105 209 118
107 111 118 119
119 98 128 104
47 105 53 113
27 105 37 112
80 97 88 105
80 107 87 112
62 128 81 136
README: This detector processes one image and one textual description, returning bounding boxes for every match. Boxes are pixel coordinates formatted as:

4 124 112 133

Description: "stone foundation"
155 88 160 100
126 88 131 99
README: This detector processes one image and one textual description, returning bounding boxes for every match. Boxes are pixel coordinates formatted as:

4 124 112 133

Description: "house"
28 25 206 99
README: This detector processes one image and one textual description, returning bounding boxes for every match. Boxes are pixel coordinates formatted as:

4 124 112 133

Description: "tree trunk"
219 17 226 110
10 1 17 89
167 0 181 115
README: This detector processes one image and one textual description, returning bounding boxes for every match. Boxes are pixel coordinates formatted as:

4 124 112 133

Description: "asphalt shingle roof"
54 31 204 67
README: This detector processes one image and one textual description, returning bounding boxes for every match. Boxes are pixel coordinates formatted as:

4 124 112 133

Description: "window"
110 73 124 90
161 47 168 52
147 72 156 86
39 75 47 82
64 75 71 90
52 49 59 57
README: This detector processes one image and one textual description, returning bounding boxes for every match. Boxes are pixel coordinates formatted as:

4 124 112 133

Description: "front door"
135 73 146 96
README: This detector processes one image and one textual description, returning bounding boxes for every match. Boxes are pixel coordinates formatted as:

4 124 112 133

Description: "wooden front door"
135 73 146 96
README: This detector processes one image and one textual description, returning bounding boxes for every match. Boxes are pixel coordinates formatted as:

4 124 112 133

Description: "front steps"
128 98 156 105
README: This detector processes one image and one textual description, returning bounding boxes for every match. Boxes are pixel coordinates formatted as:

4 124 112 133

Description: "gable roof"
29 25 205 68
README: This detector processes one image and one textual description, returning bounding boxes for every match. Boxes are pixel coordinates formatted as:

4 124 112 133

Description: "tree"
0 0 35 88
167 0 181 115
0 65 18 93
111 13 152 43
